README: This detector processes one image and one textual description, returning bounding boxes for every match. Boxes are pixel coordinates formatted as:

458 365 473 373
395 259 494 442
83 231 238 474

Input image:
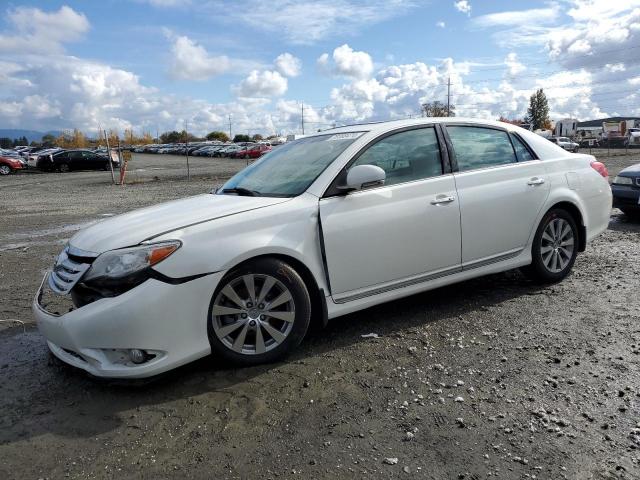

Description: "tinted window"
447 126 517 172
511 134 535 162
350 128 442 187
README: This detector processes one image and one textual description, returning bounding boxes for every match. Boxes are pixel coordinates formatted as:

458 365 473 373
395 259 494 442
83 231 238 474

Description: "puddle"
0 220 98 242
0 238 67 252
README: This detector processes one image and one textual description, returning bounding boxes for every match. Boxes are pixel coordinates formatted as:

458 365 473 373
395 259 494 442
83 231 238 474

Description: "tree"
251 133 264 141
497 116 524 126
421 100 455 117
0 138 12 149
525 88 550 130
206 131 230 142
160 131 182 143
41 134 57 146
233 134 251 143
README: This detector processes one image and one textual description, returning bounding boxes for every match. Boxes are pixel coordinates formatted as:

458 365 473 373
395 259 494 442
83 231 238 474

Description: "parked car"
0 154 25 175
215 145 243 157
234 143 272 159
37 149 116 172
549 136 579 152
611 163 640 217
28 148 63 168
34 118 612 378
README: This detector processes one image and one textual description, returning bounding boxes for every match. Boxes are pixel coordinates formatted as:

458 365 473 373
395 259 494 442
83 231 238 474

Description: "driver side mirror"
340 164 386 191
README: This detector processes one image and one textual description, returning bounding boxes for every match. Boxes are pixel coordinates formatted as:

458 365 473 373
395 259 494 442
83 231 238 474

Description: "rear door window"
446 126 517 172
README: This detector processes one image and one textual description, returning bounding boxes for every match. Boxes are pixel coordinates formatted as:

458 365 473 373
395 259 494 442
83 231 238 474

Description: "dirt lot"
1 151 639 479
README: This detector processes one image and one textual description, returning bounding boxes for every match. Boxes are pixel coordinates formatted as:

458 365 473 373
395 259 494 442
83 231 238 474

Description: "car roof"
309 117 524 137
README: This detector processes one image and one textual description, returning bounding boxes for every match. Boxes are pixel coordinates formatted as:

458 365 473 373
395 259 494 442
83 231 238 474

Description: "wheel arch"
544 200 587 252
222 253 329 329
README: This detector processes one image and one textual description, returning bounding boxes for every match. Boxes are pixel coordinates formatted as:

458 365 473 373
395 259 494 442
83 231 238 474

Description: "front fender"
150 193 328 292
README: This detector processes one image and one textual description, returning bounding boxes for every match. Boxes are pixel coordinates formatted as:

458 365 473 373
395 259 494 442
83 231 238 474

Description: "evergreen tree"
525 89 551 130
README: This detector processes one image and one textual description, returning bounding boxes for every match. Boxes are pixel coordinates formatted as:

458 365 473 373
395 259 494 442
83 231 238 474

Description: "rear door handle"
430 194 455 205
527 177 545 186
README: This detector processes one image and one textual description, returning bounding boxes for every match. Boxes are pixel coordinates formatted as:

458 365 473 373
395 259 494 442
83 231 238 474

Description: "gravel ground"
1 152 639 479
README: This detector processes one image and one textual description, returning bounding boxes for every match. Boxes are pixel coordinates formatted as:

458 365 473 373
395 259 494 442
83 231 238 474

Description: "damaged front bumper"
33 271 222 378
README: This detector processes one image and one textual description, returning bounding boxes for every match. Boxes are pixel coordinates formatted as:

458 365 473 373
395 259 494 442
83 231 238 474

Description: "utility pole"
228 114 232 140
301 102 305 135
185 120 190 181
446 76 451 117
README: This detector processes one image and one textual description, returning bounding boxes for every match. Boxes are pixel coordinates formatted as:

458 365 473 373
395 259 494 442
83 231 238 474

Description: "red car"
233 144 272 159
0 155 24 175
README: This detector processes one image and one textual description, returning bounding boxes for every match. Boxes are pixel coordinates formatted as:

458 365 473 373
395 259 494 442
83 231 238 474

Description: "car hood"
619 163 640 176
69 194 290 254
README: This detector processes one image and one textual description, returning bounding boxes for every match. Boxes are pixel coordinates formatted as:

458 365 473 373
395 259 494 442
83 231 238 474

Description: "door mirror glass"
344 164 386 191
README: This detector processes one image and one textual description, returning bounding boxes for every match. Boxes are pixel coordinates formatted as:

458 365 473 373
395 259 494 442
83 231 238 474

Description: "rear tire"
521 209 578 284
0 165 12 175
58 163 70 173
208 258 311 366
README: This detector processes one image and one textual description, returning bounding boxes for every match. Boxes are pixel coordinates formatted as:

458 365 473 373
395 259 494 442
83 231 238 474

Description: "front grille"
48 248 94 295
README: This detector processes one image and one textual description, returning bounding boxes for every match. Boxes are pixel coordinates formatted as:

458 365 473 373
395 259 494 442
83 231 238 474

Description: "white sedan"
34 118 612 378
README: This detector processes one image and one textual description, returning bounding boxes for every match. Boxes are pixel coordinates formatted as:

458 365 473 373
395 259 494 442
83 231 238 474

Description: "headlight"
613 176 633 185
83 241 181 285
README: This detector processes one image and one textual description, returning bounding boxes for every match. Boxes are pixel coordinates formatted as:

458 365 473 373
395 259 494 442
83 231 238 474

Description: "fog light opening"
129 349 148 364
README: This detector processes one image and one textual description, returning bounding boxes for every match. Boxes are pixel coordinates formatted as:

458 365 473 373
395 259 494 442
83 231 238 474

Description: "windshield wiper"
221 187 260 197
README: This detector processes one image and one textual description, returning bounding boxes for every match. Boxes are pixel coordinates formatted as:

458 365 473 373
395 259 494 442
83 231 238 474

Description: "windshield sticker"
327 132 364 141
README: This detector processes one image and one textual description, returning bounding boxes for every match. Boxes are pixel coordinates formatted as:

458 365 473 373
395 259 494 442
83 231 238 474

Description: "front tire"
521 209 578 284
0 165 12 175
208 258 311 366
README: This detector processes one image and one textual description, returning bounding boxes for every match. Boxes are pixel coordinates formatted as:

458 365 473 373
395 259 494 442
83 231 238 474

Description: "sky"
0 0 639 137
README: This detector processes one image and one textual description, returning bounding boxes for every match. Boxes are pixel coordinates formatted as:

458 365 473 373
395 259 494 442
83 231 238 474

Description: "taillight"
590 161 608 178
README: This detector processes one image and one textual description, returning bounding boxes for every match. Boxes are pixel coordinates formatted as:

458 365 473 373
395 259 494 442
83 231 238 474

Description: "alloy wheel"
540 218 575 273
211 274 296 355
0 165 11 175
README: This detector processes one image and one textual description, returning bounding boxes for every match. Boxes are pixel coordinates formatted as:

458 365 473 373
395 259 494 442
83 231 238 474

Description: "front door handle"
430 194 455 205
527 177 545 186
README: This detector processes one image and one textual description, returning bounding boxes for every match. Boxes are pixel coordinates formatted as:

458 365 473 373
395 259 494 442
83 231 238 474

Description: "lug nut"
260 315 266 320
241 313 247 319
246 302 253 308
258 303 265 309
249 320 257 327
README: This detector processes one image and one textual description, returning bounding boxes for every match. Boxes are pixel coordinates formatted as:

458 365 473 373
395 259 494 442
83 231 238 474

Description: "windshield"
219 132 363 197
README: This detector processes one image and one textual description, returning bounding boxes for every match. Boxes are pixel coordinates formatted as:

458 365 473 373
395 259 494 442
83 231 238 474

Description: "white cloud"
454 1 471 16
436 21 446 28
274 53 302 77
217 0 417 44
168 35 231 80
318 44 374 79
473 6 559 28
235 70 288 98
504 52 526 76
605 63 626 73
0 5 89 54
